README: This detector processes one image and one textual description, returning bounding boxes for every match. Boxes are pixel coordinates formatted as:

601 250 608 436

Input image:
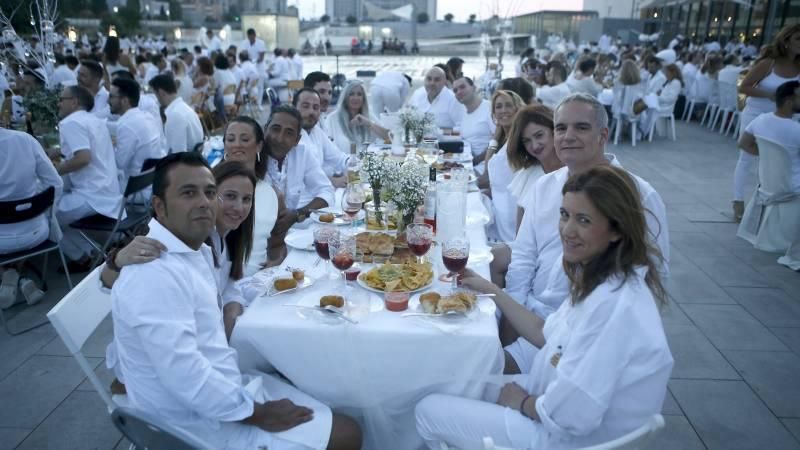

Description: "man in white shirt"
264 105 335 229
49 53 77 88
149 74 204 153
536 61 571 109
645 56 667 95
237 51 260 102
288 48 303 80
452 76 495 170
239 28 267 64
294 88 349 187
718 54 743 86
54 85 122 270
144 53 167 85
110 152 362 449
739 80 800 192
370 71 412 114
566 58 602 97
503 93 669 371
205 29 222 53
267 48 291 103
108 78 166 187
406 66 466 130
77 60 111 119
304 71 335 133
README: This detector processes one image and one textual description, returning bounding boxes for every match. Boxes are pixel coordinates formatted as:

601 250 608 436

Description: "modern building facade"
512 10 600 47
325 0 435 21
583 0 638 18
639 0 799 47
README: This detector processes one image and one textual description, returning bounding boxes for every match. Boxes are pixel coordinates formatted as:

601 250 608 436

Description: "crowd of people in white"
0 21 799 449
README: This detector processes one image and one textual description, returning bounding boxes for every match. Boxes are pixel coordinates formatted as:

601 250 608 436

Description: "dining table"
230 162 505 449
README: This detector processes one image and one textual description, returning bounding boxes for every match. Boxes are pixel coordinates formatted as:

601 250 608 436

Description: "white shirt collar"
165 97 184 115
147 218 206 254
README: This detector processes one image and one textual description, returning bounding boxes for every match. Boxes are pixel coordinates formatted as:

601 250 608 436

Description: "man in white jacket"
294 88 349 187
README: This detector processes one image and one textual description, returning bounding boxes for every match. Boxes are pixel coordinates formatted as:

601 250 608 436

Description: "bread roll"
319 213 335 223
320 295 345 308
437 296 468 314
420 292 441 314
273 278 298 291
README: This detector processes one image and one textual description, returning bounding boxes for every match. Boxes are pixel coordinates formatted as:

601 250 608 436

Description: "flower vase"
396 211 415 236
372 187 383 226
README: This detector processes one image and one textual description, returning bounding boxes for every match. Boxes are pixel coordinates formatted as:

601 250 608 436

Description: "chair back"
0 186 55 225
718 81 738 110
47 267 116 411
111 407 211 450
756 137 795 194
123 169 156 198
621 85 641 117
611 83 624 116
694 74 712 102
577 414 665 450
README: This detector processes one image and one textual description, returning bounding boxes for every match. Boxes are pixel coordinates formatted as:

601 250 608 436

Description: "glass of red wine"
441 234 470 293
342 183 366 229
313 226 339 280
329 232 356 287
407 223 433 263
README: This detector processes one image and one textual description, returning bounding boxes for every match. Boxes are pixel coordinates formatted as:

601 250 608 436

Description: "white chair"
699 79 720 128
111 407 211 450
712 81 739 134
46 267 128 413
459 414 667 450
611 85 642 147
738 137 800 268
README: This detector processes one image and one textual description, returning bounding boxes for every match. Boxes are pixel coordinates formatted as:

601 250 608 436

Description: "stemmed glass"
342 183 366 230
419 139 441 165
313 226 339 280
441 234 470 293
329 232 356 287
406 223 433 264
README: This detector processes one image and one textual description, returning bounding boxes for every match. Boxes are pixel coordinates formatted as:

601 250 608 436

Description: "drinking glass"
329 232 356 287
313 226 339 280
441 234 470 293
419 139 441 165
341 183 366 229
406 223 433 263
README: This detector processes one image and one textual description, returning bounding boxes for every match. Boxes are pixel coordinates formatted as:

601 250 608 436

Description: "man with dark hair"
264 105 334 225
149 74 203 153
77 59 110 118
145 53 167 84
304 71 334 131
110 152 362 449
205 28 221 53
268 48 290 102
370 71 412 114
453 76 495 169
109 78 166 187
50 53 77 87
240 28 266 64
54 85 122 271
645 56 665 95
566 58 602 97
537 61 571 109
294 88 349 186
446 56 465 80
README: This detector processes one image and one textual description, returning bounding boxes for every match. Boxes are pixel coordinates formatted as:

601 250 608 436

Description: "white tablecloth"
230 191 503 450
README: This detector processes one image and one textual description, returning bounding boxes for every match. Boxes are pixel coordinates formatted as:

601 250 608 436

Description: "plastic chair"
480 414 666 450
738 137 800 267
611 85 642 147
111 407 211 450
0 186 73 335
68 169 155 269
46 267 128 412
712 81 739 134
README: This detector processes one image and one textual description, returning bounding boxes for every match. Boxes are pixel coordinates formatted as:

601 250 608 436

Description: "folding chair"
0 186 73 335
111 407 210 450
46 267 127 412
68 170 155 269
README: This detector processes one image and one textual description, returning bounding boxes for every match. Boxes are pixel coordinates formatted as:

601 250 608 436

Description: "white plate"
311 210 350 226
437 173 477 184
440 151 472 163
285 229 315 251
265 276 315 296
294 288 384 324
408 290 496 317
356 267 434 294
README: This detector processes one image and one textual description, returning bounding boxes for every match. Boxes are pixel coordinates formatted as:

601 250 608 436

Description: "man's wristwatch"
106 248 122 273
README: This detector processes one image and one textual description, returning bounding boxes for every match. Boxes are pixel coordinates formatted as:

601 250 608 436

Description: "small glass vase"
395 210 416 236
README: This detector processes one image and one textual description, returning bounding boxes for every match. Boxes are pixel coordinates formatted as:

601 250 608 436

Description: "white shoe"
19 278 45 306
0 269 19 309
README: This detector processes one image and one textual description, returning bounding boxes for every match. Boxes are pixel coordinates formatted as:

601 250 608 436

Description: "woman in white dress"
325 80 390 154
641 64 683 135
416 165 673 450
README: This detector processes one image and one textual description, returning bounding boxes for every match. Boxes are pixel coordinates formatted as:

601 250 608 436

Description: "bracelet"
519 395 532 416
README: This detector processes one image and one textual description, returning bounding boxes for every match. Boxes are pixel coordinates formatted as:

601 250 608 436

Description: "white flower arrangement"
387 159 428 216
360 151 394 190
397 105 437 141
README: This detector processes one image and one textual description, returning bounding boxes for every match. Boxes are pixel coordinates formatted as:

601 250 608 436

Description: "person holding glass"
415 165 673 449
325 80 391 154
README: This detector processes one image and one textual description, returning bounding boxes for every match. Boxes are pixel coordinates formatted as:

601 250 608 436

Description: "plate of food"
263 274 315 296
431 160 465 172
408 290 496 317
441 151 472 163
437 172 477 184
311 210 349 226
292 290 384 324
357 261 435 293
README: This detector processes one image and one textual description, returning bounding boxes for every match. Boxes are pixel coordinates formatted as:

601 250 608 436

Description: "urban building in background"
324 0 435 21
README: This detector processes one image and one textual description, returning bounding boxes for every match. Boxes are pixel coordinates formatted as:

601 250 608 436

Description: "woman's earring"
257 152 261 163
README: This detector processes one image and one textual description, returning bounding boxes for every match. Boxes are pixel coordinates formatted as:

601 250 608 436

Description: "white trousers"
415 393 543 449
56 194 98 260
370 85 404 114
505 337 540 374
733 111 760 201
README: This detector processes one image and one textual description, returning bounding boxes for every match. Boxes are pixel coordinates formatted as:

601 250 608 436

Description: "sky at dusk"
290 0 583 22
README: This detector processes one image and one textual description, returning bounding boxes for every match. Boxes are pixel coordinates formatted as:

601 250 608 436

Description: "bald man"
406 66 466 130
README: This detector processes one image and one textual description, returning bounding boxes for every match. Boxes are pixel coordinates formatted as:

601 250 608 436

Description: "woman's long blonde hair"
618 60 641 86
486 90 525 162
759 24 800 62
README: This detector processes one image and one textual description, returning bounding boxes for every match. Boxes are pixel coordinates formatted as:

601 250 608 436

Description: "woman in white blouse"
416 165 673 449
170 58 194 105
641 64 683 135
325 80 390 153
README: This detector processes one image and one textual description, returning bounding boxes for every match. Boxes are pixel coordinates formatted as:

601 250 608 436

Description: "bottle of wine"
423 166 437 233
347 143 361 184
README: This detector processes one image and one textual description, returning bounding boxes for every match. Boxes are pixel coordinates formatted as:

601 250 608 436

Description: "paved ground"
1 57 800 449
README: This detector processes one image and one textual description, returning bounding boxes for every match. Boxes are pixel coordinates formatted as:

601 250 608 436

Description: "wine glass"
313 226 339 280
406 223 433 264
341 183 366 230
329 232 356 287
419 139 441 165
441 234 470 293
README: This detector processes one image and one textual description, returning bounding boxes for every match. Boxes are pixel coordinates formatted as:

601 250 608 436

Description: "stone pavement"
1 67 799 449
